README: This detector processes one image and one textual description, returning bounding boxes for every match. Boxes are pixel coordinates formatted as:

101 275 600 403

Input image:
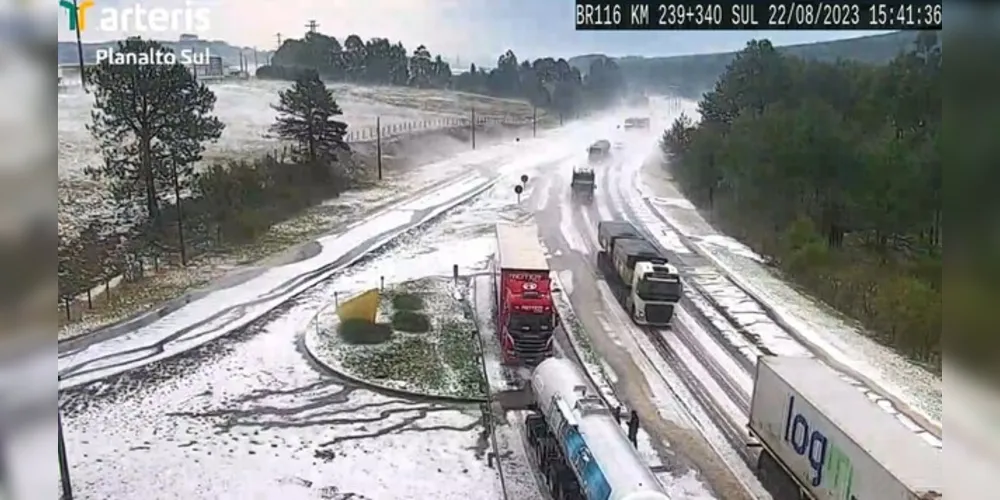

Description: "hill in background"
569 31 919 99
58 37 273 68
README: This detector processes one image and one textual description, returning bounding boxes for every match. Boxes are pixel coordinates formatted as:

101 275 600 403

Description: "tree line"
59 38 357 321
257 31 628 117
662 34 942 370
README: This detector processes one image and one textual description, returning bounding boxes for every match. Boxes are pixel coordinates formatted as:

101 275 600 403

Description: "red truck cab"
495 223 557 367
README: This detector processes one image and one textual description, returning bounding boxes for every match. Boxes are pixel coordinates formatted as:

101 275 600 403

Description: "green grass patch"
439 319 486 398
341 337 445 391
330 277 487 398
392 292 425 311
392 310 431 333
338 319 393 345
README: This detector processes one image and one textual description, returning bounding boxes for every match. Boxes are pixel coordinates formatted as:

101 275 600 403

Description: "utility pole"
58 410 73 499
276 32 282 48
376 117 383 181
170 159 187 266
72 0 86 90
471 107 476 150
305 20 319 33
532 106 537 138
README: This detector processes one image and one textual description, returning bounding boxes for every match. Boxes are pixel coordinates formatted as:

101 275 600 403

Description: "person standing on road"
612 405 622 424
627 410 640 448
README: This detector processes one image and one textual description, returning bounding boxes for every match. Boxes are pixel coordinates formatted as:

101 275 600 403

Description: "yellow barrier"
336 288 380 324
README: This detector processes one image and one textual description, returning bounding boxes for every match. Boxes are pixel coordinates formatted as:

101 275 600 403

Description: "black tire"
757 451 801 500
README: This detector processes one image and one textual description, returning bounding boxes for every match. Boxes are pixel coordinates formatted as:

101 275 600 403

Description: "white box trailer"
496 222 549 272
748 356 942 500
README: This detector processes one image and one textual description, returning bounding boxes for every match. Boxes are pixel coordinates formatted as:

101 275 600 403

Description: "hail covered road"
53 119 612 500
524 115 945 499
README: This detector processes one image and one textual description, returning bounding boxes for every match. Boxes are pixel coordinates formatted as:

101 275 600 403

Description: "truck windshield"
508 312 553 332
637 278 681 301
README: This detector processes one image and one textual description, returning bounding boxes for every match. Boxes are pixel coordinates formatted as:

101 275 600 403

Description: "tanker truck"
748 356 942 500
494 222 557 367
597 221 681 326
526 357 671 500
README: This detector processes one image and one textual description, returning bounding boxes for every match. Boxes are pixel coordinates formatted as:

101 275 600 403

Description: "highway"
53 110 948 499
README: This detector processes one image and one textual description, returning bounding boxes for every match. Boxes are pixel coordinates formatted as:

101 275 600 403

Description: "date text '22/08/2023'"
574 0 942 30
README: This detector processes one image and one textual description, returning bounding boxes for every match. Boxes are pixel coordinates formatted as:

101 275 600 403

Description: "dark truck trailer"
596 221 681 326
570 168 595 202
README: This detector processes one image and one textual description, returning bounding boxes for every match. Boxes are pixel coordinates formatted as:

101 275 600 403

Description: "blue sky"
54 0 889 64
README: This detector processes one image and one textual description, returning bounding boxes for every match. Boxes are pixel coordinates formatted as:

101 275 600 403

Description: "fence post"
334 291 339 307
471 107 476 150
376 116 382 181
532 106 537 138
58 409 73 500
453 264 459 284
380 276 385 291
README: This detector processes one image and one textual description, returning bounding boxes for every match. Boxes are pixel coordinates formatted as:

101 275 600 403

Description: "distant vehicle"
587 140 611 164
596 221 681 325
613 141 624 150
570 168 595 202
749 356 942 500
623 117 650 130
494 223 557 367
526 357 670 500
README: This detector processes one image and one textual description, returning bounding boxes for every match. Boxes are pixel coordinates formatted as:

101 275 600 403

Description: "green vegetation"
391 292 425 311
57 39 362 326
391 310 432 333
338 318 393 345
331 278 485 397
438 320 487 399
571 32 918 99
342 336 443 390
259 32 630 117
662 34 941 371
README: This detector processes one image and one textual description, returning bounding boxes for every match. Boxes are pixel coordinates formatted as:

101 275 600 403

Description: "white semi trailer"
748 356 943 500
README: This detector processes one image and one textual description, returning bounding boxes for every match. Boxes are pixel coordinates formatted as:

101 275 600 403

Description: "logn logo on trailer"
58 0 210 33
783 395 859 500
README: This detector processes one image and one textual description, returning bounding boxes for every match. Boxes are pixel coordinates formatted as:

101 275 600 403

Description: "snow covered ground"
60 279 498 500
58 134 605 499
58 79 537 237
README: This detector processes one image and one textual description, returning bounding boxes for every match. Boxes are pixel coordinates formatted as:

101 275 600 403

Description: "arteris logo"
58 0 210 33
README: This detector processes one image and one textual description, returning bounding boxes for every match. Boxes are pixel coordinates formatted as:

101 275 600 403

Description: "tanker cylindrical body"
529 358 671 500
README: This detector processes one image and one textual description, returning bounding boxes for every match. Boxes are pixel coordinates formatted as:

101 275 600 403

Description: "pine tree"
85 37 224 263
270 69 349 184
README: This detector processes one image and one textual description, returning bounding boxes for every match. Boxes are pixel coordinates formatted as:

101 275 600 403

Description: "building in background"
191 55 225 80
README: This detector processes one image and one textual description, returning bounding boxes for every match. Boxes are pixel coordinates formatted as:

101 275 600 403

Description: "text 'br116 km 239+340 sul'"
575 0 942 30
